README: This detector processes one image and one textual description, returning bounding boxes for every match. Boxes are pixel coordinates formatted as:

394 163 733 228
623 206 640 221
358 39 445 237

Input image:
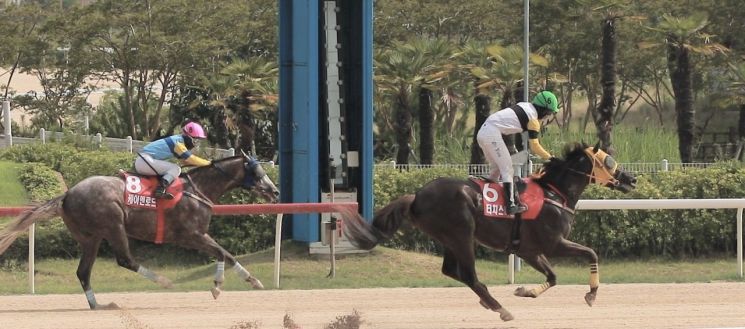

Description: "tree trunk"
418 87 434 164
236 91 256 155
394 92 412 164
470 93 490 165
501 87 518 153
739 104 745 140
667 42 695 163
597 18 617 154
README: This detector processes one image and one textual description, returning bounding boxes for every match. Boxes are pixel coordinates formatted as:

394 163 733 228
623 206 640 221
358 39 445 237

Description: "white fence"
387 161 717 177
507 199 745 283
4 129 235 158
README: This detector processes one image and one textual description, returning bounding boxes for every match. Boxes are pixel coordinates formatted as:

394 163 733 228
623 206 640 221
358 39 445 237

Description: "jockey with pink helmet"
134 121 211 199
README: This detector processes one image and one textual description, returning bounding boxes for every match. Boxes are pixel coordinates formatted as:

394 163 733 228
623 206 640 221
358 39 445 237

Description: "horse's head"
581 143 637 193
543 142 636 193
241 153 280 203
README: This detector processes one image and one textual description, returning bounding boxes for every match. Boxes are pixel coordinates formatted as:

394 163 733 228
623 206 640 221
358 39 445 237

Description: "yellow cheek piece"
583 147 619 186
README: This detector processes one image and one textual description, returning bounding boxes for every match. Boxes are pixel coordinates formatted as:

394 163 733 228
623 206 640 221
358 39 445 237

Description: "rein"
182 175 214 207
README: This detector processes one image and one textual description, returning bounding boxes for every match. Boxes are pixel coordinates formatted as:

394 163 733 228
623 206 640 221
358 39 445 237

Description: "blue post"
279 0 320 242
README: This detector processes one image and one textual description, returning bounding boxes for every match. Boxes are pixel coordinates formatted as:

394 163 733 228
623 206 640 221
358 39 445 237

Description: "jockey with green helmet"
134 121 212 199
476 90 559 214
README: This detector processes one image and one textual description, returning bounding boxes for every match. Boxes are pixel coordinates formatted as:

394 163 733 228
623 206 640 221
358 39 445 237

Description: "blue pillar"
361 0 374 220
279 0 320 242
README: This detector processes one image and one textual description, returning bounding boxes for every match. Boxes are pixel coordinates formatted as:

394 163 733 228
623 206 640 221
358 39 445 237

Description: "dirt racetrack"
1 283 744 329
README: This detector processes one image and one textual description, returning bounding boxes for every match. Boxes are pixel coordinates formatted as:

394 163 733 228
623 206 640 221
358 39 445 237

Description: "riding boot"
505 182 527 215
154 177 174 200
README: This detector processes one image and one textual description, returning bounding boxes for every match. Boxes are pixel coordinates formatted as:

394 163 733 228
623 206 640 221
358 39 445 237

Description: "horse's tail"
341 194 415 250
0 195 65 255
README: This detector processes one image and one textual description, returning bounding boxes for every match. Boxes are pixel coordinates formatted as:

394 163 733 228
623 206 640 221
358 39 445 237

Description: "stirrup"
154 187 174 200
507 203 527 215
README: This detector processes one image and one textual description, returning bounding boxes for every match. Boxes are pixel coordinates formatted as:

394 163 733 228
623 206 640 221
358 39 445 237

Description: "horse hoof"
249 277 264 289
94 302 120 310
496 308 514 321
584 292 596 306
514 286 528 297
210 287 222 299
157 277 174 289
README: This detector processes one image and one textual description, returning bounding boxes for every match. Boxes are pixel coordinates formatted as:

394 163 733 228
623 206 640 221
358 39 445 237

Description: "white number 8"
126 176 143 193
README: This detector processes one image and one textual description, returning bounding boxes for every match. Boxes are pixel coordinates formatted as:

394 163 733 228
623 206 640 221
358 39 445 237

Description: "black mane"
533 142 589 185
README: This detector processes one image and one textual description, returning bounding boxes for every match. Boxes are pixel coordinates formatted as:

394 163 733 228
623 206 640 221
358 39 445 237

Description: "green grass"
0 242 741 295
0 161 29 206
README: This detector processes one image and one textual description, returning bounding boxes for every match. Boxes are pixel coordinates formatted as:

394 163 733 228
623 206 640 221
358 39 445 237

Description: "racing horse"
0 153 279 309
340 142 637 321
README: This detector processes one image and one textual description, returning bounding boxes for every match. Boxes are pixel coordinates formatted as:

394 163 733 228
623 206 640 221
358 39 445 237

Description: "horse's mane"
533 142 589 184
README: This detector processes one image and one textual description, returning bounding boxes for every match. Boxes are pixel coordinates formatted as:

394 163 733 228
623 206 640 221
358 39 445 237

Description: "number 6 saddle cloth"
469 177 545 220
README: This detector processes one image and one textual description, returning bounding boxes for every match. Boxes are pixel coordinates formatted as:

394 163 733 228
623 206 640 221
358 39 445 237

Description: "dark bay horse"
340 142 637 321
0 154 279 309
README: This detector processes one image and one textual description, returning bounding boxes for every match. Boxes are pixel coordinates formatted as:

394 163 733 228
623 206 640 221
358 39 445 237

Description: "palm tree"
171 58 278 158
723 57 745 141
456 42 548 163
374 42 430 164
642 13 728 162
567 0 647 152
409 39 458 164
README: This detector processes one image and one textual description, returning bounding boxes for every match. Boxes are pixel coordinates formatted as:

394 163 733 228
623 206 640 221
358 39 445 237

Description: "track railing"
0 202 358 293
507 199 745 283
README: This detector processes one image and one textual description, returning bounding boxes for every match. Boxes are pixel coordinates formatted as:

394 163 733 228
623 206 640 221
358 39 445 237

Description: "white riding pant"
476 124 514 183
134 153 181 183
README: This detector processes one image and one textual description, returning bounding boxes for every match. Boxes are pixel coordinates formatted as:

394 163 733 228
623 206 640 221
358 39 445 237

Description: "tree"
456 42 549 163
170 58 278 159
374 42 431 164
642 13 728 162
0 3 46 130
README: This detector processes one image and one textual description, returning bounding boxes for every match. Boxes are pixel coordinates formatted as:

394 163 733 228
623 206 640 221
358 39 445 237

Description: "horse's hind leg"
106 229 173 289
513 254 556 298
75 237 118 310
550 238 600 306
441 248 513 321
177 233 263 298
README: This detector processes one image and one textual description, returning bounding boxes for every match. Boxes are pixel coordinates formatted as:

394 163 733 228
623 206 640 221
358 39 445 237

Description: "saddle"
118 170 185 210
468 177 544 220
118 171 188 244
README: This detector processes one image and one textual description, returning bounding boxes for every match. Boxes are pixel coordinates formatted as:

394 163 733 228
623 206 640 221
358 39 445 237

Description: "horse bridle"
210 157 266 189
563 147 620 187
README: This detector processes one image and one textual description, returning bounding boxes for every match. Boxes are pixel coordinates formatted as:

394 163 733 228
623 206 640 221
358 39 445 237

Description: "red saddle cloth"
469 177 545 220
119 171 186 244
120 172 185 209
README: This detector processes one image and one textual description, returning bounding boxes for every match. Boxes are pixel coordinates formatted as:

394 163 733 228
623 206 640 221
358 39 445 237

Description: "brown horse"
0 154 279 309
340 142 637 321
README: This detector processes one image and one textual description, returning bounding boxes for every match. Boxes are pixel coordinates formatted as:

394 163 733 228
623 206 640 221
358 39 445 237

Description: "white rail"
508 199 745 282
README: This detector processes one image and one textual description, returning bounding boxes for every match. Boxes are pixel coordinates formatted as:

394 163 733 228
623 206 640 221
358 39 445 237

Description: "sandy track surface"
1 283 744 329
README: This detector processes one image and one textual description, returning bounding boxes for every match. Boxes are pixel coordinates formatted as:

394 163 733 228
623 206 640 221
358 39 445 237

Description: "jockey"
476 90 559 214
134 121 212 199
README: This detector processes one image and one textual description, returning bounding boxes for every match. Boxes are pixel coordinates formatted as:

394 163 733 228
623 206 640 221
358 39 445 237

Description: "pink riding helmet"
183 122 207 138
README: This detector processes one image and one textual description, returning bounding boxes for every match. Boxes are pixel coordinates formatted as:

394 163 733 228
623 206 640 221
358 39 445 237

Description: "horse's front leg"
513 254 556 298
212 260 226 299
550 238 600 306
178 233 264 299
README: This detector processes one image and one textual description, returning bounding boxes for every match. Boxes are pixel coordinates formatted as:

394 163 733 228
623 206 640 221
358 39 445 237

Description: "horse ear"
593 141 601 153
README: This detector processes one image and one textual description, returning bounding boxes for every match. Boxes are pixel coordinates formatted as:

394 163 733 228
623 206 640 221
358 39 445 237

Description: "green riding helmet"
532 90 559 113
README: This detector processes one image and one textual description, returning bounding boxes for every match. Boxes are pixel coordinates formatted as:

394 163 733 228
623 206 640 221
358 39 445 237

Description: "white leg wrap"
215 261 225 282
137 265 158 282
233 262 251 281
85 289 97 307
